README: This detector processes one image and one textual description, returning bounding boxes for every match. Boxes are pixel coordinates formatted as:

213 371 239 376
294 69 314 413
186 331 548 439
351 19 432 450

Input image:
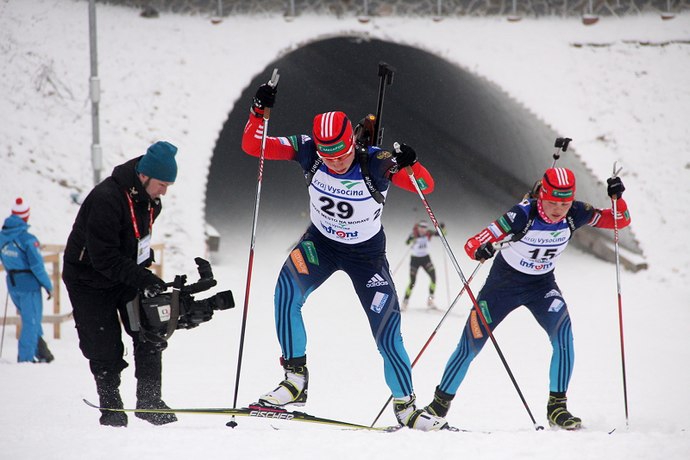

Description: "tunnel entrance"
206 36 643 270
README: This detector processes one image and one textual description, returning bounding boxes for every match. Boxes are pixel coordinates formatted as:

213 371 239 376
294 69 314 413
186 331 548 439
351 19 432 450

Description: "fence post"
2 243 165 340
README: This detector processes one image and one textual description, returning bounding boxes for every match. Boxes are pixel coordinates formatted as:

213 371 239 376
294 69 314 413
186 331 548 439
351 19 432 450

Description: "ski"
443 425 492 434
82 399 401 432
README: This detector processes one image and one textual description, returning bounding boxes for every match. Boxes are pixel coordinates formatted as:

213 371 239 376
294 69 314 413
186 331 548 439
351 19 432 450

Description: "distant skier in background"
0 198 54 363
241 82 447 431
424 167 630 430
401 220 444 311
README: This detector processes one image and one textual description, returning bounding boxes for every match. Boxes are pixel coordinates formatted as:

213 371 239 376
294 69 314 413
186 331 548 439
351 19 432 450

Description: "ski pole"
443 251 450 306
391 245 412 277
551 137 572 168
397 145 543 431
0 291 9 358
610 161 629 428
527 137 573 200
370 261 484 427
228 69 280 427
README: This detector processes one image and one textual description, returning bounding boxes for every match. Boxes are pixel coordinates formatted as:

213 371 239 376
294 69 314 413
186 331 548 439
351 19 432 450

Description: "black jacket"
63 157 163 292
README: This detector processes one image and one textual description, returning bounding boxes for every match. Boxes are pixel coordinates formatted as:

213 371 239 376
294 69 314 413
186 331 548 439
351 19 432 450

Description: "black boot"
36 337 55 363
425 386 455 418
135 378 178 425
95 372 127 427
132 340 177 425
547 392 582 430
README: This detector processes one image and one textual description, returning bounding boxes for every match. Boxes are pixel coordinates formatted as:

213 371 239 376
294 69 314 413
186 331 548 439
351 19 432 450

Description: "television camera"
127 257 234 343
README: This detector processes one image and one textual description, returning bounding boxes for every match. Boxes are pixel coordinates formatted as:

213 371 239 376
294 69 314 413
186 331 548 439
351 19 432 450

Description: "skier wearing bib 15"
241 82 447 431
424 167 630 430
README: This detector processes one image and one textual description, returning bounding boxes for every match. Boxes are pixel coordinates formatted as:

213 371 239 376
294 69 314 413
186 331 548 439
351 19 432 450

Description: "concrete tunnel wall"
205 36 644 269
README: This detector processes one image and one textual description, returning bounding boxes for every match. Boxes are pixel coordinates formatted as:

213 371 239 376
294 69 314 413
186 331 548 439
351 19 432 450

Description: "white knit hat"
12 197 30 221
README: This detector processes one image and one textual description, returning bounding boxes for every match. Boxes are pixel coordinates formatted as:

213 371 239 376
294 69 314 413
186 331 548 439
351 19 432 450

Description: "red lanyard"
125 192 153 240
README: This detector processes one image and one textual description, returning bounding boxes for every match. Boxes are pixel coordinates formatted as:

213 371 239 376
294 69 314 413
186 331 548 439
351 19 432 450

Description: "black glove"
393 143 418 168
252 83 277 111
143 283 163 299
607 176 625 199
474 243 496 261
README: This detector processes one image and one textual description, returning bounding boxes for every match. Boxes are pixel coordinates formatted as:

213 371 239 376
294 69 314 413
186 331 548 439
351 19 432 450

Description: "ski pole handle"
262 68 280 121
268 68 280 87
551 137 572 167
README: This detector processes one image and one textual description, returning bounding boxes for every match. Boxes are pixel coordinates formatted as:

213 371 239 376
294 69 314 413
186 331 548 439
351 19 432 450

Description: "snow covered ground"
1 1 689 459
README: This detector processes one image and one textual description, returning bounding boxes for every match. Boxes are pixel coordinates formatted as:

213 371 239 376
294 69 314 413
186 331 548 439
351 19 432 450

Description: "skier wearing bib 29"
241 82 447 431
424 167 630 430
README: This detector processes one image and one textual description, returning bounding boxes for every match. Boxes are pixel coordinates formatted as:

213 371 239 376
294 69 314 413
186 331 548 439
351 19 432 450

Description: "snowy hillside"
1 1 689 459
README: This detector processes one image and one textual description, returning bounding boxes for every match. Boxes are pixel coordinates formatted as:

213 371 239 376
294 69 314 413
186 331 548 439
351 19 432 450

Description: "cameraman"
63 141 179 427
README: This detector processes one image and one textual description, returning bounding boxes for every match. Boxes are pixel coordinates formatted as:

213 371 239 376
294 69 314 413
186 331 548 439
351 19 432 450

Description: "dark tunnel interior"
205 36 643 269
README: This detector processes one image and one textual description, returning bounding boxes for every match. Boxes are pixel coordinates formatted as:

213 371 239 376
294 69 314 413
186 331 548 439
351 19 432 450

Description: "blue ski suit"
0 215 53 362
242 111 436 399
275 143 416 397
438 199 602 396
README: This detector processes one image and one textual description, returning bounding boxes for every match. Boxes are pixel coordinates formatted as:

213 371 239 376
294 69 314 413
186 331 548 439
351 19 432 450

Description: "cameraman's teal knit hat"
137 141 178 182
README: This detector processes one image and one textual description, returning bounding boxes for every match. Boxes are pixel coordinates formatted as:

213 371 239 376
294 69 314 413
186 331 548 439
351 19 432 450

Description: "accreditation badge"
137 233 152 265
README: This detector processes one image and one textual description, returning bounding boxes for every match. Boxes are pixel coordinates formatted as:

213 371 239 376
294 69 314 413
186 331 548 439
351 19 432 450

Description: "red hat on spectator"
12 197 30 222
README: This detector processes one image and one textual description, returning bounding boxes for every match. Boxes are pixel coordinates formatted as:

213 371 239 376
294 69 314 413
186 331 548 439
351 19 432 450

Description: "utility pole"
88 0 102 185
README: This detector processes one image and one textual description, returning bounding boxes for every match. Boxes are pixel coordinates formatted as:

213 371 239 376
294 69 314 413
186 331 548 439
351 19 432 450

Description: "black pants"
405 255 436 298
66 281 166 384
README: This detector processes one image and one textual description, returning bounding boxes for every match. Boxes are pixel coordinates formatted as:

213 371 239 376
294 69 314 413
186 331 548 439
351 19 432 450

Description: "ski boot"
258 356 308 407
425 386 455 418
427 295 438 310
401 298 409 312
394 393 447 431
547 392 582 430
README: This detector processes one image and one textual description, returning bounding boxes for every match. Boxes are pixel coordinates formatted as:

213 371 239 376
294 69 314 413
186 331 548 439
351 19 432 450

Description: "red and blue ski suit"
437 197 630 396
242 112 435 398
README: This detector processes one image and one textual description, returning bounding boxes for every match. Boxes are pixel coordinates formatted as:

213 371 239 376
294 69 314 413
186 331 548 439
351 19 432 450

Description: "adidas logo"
366 273 389 288
544 289 561 299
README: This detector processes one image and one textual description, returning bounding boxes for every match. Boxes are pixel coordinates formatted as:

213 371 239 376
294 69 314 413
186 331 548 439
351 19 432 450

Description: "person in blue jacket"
0 198 54 363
